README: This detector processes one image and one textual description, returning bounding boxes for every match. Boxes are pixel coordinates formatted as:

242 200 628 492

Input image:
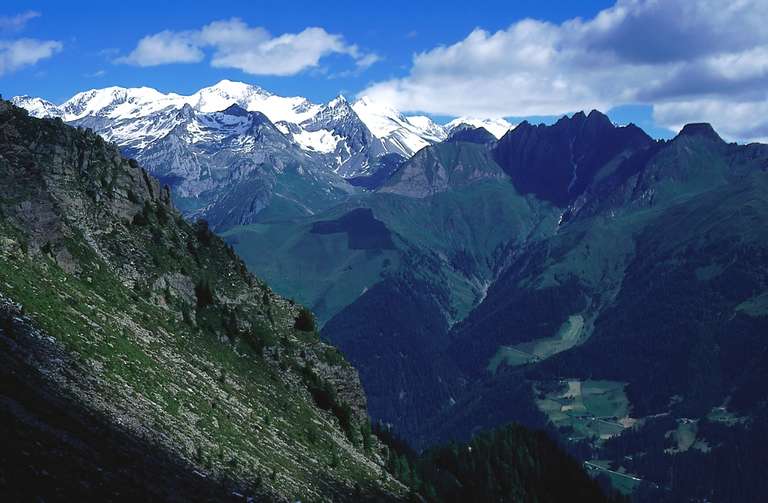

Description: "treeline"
374 422 626 503
600 406 768 502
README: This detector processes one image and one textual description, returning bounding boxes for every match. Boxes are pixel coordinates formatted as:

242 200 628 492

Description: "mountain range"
11 79 768 501
13 81 509 173
217 110 768 502
0 98 624 502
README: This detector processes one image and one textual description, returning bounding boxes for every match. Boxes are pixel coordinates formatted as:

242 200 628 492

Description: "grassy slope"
0 103 403 501
223 179 557 326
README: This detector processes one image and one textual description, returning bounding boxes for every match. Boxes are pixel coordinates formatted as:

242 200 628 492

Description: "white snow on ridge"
10 96 63 118
54 80 319 125
352 96 447 156
405 115 448 141
61 86 176 121
291 128 342 153
190 80 320 123
11 80 514 170
445 117 515 139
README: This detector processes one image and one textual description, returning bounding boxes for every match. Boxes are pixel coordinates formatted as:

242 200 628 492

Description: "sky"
2 0 767 141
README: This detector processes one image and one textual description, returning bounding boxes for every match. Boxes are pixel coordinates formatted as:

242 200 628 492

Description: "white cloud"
117 18 377 76
360 0 768 142
0 39 62 75
116 30 203 66
0 11 39 32
0 12 61 76
355 53 381 69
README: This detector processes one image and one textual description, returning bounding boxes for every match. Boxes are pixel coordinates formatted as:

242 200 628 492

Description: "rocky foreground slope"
0 99 406 501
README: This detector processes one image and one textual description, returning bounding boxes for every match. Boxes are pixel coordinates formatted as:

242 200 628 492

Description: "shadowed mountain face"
220 107 768 500
311 208 395 250
493 110 653 206
445 126 497 144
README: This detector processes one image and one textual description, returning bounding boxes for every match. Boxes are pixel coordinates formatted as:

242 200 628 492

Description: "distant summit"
494 110 653 206
676 122 724 142
446 126 497 144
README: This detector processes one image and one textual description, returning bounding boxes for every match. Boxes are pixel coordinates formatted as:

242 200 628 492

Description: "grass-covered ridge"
0 100 403 501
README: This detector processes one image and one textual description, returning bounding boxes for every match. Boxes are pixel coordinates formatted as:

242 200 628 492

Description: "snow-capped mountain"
10 96 62 118
12 81 447 177
445 117 514 139
352 96 447 157
295 95 383 178
133 103 354 228
11 80 513 226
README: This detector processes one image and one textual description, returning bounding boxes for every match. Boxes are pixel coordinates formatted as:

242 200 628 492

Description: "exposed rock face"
445 126 497 144
493 110 652 206
379 141 506 198
0 100 404 501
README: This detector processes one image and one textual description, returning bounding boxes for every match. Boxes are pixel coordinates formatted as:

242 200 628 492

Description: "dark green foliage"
244 322 277 355
319 347 345 366
360 421 373 453
1 315 13 338
299 364 355 442
194 281 214 310
294 307 315 332
180 303 193 325
155 204 168 225
375 422 623 503
194 219 213 246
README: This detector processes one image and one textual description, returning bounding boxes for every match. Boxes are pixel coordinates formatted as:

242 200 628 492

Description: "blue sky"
2 0 768 141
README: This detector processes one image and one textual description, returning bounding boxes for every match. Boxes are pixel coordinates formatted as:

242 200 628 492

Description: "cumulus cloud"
0 12 62 76
360 0 768 142
117 18 378 76
116 30 203 66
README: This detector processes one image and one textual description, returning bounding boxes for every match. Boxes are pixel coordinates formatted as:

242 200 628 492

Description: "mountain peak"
204 79 269 96
495 109 653 206
676 123 724 142
329 95 349 107
446 126 497 144
222 103 249 116
572 111 588 121
586 109 612 125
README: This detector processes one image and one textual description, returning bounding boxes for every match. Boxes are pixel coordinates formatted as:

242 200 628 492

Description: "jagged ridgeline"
0 99 404 501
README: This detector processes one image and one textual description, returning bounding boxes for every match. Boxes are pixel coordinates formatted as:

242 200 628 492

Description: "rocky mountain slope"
0 99 406 501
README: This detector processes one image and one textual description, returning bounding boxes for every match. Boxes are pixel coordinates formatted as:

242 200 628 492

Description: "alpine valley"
9 76 768 502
